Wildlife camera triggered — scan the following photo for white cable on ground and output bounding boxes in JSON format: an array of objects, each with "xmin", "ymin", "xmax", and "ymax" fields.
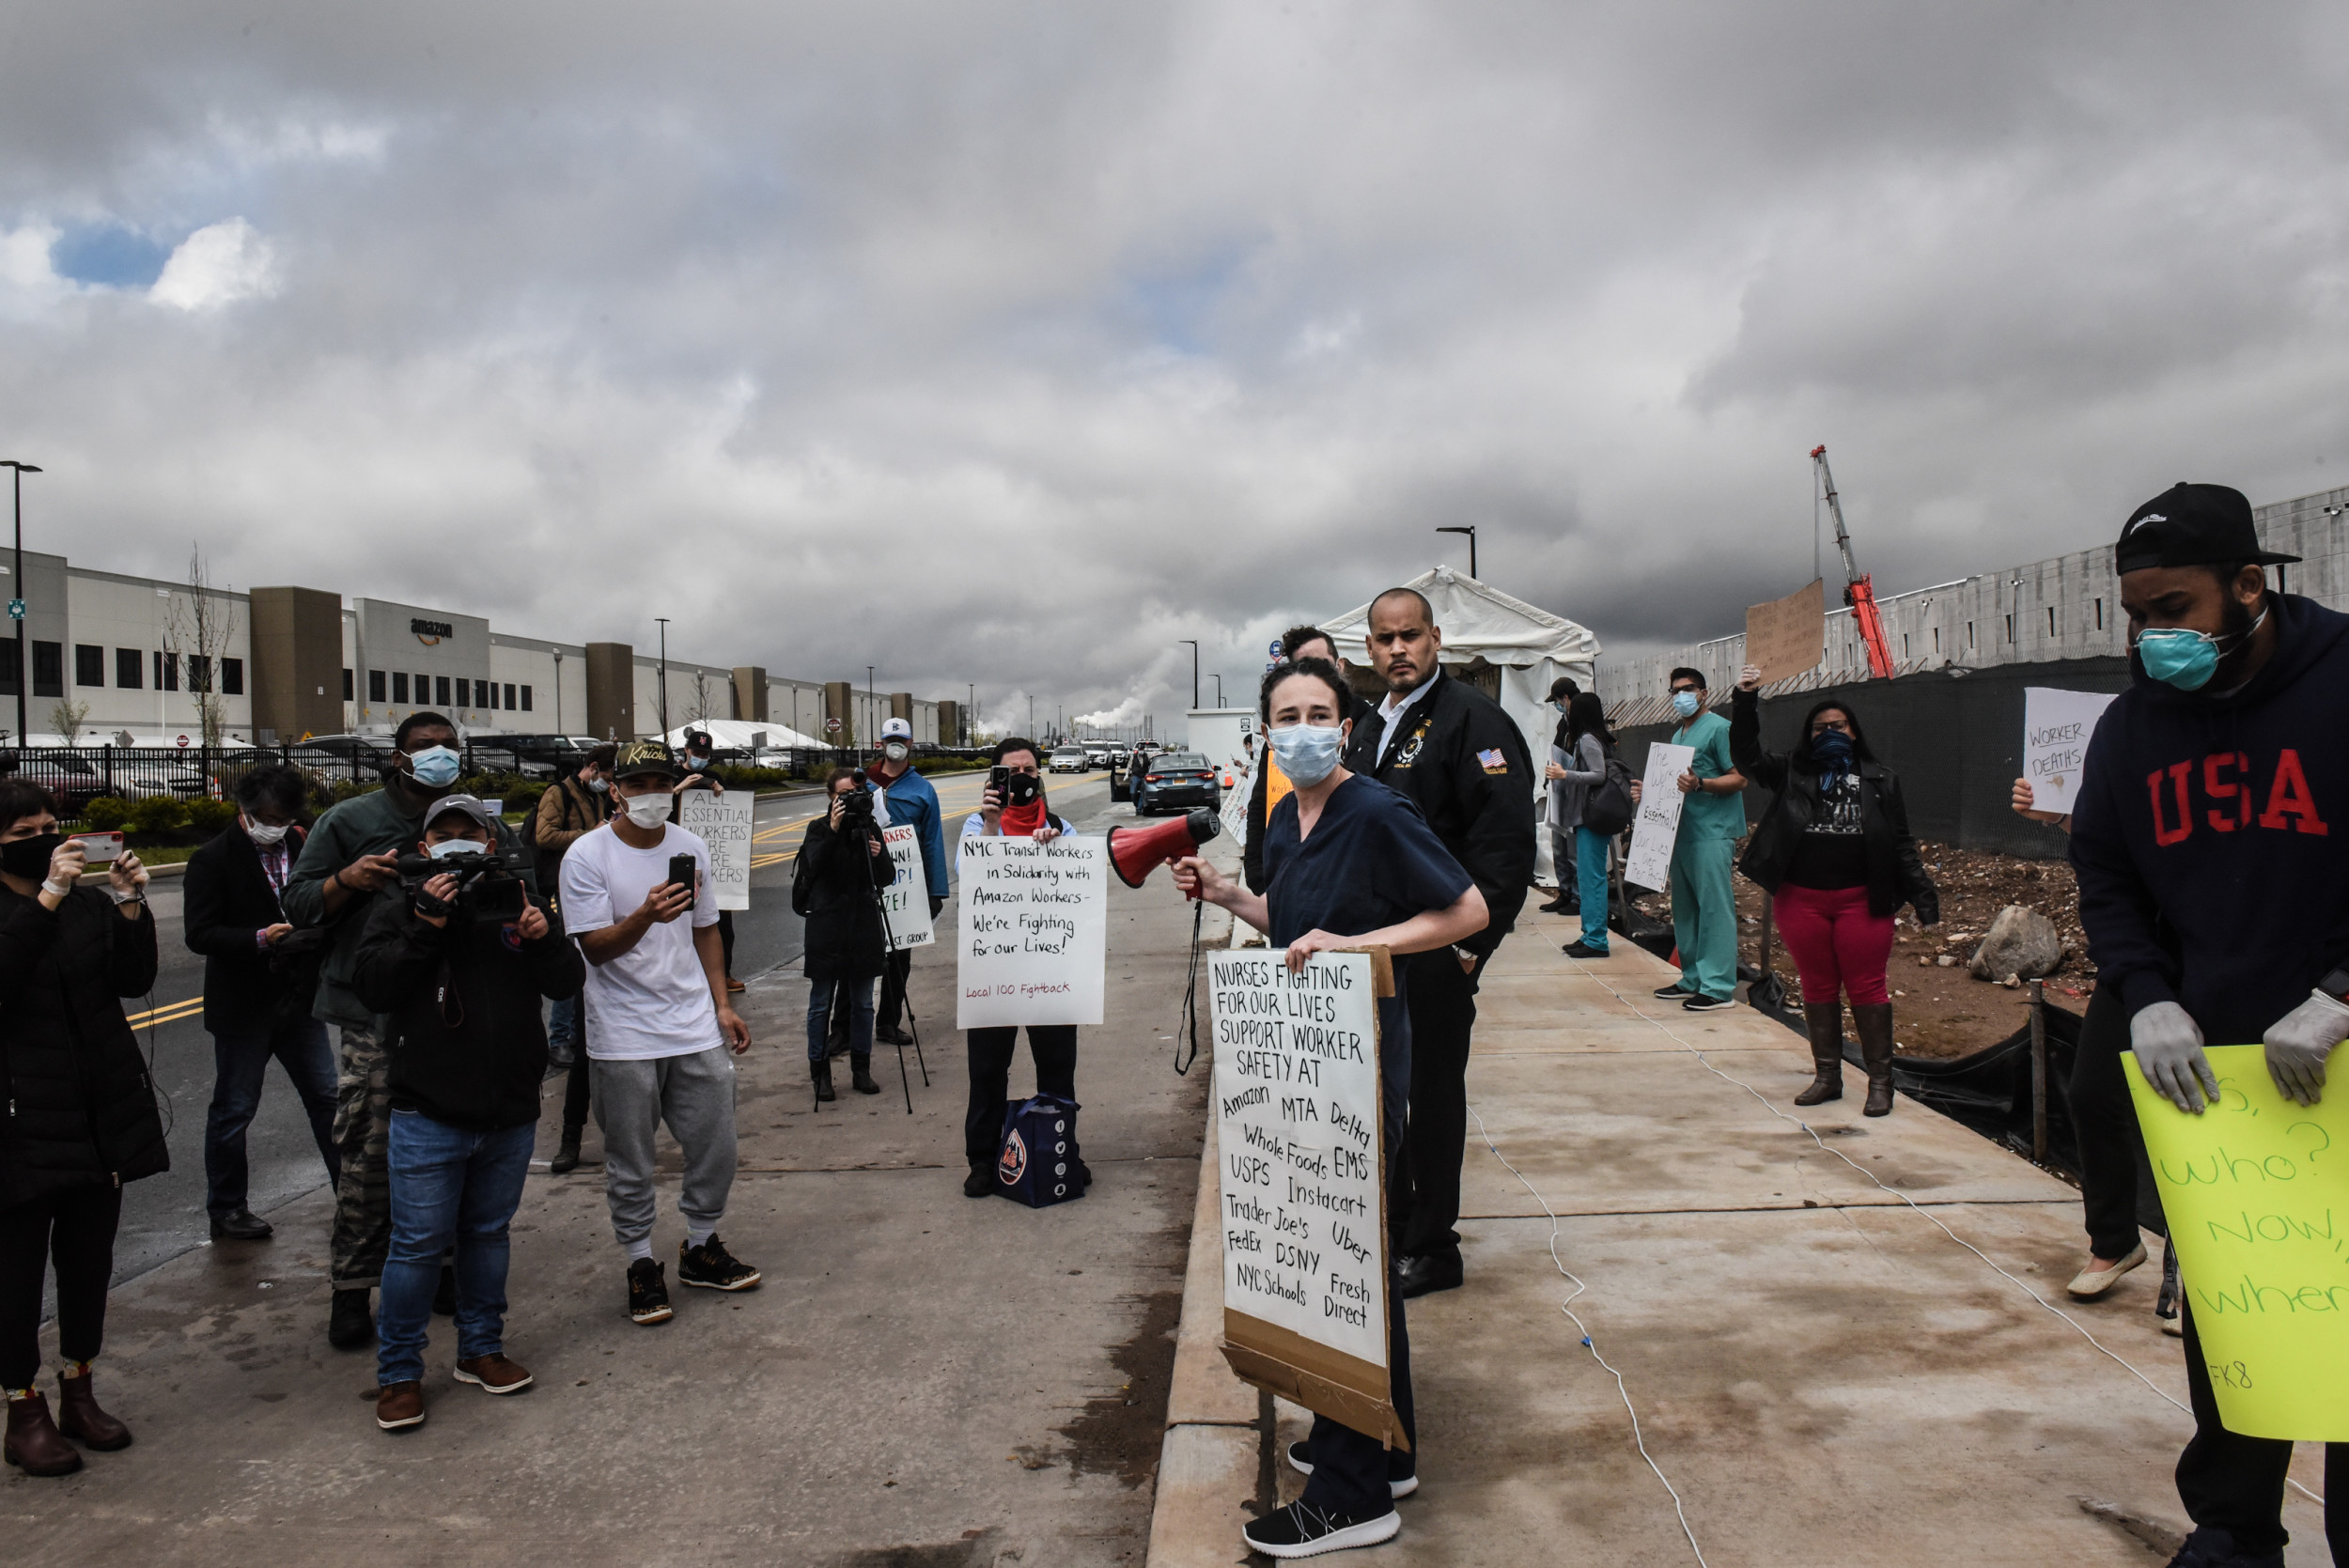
[
  {"xmin": 1556, "ymin": 957, "xmax": 2326, "ymax": 1511},
  {"xmin": 1467, "ymin": 1101, "xmax": 1708, "ymax": 1568}
]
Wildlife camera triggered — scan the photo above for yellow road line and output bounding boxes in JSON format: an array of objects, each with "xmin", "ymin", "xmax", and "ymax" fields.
[{"xmin": 127, "ymin": 997, "xmax": 203, "ymax": 1024}]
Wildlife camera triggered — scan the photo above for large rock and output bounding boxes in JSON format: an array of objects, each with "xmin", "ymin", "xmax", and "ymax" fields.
[{"xmin": 1969, "ymin": 904, "xmax": 2062, "ymax": 981}]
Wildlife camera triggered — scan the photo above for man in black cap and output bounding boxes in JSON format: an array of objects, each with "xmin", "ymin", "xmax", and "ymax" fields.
[{"xmin": 2070, "ymin": 482, "xmax": 2349, "ymax": 1568}]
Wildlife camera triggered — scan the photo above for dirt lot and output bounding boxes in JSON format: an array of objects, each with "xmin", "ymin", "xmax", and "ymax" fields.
[{"xmin": 1626, "ymin": 840, "xmax": 2093, "ymax": 1061}]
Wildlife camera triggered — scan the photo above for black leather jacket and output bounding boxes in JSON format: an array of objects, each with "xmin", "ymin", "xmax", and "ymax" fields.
[{"xmin": 1729, "ymin": 688, "xmax": 1938, "ymax": 924}]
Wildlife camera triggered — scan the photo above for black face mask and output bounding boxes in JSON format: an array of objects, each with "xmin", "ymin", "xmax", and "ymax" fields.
[
  {"xmin": 1003, "ymin": 772, "xmax": 1043, "ymax": 808},
  {"xmin": 1, "ymin": 832, "xmax": 65, "ymax": 881}
]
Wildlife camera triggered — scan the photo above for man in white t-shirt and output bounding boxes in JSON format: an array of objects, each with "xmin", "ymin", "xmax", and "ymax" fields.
[{"xmin": 560, "ymin": 738, "xmax": 761, "ymax": 1326}]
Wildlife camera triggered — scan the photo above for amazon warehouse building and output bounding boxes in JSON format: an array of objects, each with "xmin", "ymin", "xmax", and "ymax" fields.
[{"xmin": 0, "ymin": 551, "xmax": 957, "ymax": 750}]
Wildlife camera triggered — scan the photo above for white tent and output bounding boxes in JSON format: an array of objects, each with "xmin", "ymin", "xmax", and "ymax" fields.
[
  {"xmin": 660, "ymin": 718, "xmax": 826, "ymax": 752},
  {"xmin": 1320, "ymin": 565, "xmax": 1601, "ymax": 885}
]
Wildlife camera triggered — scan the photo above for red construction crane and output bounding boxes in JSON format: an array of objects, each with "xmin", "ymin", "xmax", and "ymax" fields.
[{"xmin": 1811, "ymin": 444, "xmax": 1896, "ymax": 680}]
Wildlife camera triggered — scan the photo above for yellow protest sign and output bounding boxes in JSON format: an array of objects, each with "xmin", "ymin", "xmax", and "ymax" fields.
[{"xmin": 2126, "ymin": 1043, "xmax": 2349, "ymax": 1440}]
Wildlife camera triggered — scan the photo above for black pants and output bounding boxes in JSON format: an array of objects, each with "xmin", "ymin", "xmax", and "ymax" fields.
[
  {"xmin": 718, "ymin": 908, "xmax": 736, "ymax": 978},
  {"xmin": 561, "ymin": 1050, "xmax": 593, "ymax": 1139},
  {"xmin": 878, "ymin": 948, "xmax": 913, "ymax": 1032},
  {"xmin": 1298, "ymin": 1262, "xmax": 1416, "ymax": 1516},
  {"xmin": 2178, "ymin": 1300, "xmax": 2346, "ymax": 1557},
  {"xmin": 2069, "ymin": 985, "xmax": 2167, "ymax": 1260},
  {"xmin": 0, "ymin": 1184, "xmax": 123, "ymax": 1389},
  {"xmin": 1394, "ymin": 952, "xmax": 1478, "ymax": 1263},
  {"xmin": 963, "ymin": 1025, "xmax": 1077, "ymax": 1168}
]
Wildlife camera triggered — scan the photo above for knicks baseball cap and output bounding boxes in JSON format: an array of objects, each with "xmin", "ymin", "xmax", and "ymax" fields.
[
  {"xmin": 423, "ymin": 794, "xmax": 501, "ymax": 835},
  {"xmin": 879, "ymin": 718, "xmax": 913, "ymax": 742},
  {"xmin": 2115, "ymin": 483, "xmax": 2298, "ymax": 575},
  {"xmin": 613, "ymin": 738, "xmax": 683, "ymax": 782}
]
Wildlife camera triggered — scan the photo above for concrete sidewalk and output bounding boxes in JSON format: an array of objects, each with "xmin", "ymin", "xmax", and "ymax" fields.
[{"xmin": 1153, "ymin": 907, "xmax": 2336, "ymax": 1566}]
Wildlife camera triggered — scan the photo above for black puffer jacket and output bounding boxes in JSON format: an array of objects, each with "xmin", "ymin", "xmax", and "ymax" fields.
[
  {"xmin": 0, "ymin": 885, "xmax": 168, "ymax": 1208},
  {"xmin": 1729, "ymin": 688, "xmax": 1938, "ymax": 924},
  {"xmin": 793, "ymin": 817, "xmax": 897, "ymax": 984}
]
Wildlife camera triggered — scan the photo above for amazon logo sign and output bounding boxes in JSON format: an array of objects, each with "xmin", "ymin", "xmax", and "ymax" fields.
[{"xmin": 411, "ymin": 617, "xmax": 455, "ymax": 646}]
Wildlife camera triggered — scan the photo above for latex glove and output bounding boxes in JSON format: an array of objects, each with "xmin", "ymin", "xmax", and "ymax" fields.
[
  {"xmin": 2264, "ymin": 992, "xmax": 2349, "ymax": 1108},
  {"xmin": 2132, "ymin": 1001, "xmax": 2218, "ymax": 1114}
]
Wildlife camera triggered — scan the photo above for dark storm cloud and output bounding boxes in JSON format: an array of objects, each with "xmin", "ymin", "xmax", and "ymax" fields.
[{"xmin": 3, "ymin": 0, "xmax": 2347, "ymax": 722}]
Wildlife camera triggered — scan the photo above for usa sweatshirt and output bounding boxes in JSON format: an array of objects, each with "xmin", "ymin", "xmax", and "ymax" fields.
[{"xmin": 2070, "ymin": 591, "xmax": 2349, "ymax": 1045}]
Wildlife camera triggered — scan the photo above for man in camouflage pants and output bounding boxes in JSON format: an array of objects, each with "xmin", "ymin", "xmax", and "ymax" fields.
[{"xmin": 285, "ymin": 712, "xmax": 481, "ymax": 1349}]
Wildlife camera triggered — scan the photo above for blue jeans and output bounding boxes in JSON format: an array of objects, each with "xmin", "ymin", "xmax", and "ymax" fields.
[
  {"xmin": 203, "ymin": 1015, "xmax": 338, "ymax": 1219},
  {"xmin": 1574, "ymin": 826, "xmax": 1612, "ymax": 952},
  {"xmin": 806, "ymin": 975, "xmax": 874, "ymax": 1064},
  {"xmin": 378, "ymin": 1111, "xmax": 536, "ymax": 1387},
  {"xmin": 546, "ymin": 993, "xmax": 581, "ymax": 1069}
]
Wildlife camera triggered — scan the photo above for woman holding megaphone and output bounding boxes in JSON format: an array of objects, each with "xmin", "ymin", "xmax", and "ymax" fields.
[{"xmin": 1174, "ymin": 657, "xmax": 1487, "ymax": 1561}]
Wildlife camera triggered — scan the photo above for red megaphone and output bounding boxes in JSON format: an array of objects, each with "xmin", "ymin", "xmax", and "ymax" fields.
[{"xmin": 1108, "ymin": 808, "xmax": 1223, "ymax": 896}]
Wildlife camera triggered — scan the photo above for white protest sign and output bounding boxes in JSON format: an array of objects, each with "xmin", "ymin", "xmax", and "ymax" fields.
[
  {"xmin": 2022, "ymin": 688, "xmax": 2117, "ymax": 815},
  {"xmin": 956, "ymin": 835, "xmax": 1108, "ymax": 1027},
  {"xmin": 1623, "ymin": 741, "xmax": 1694, "ymax": 893},
  {"xmin": 1220, "ymin": 755, "xmax": 1257, "ymax": 846},
  {"xmin": 1211, "ymin": 949, "xmax": 1388, "ymax": 1374},
  {"xmin": 677, "ymin": 790, "xmax": 754, "ymax": 911},
  {"xmin": 879, "ymin": 824, "xmax": 935, "ymax": 951}
]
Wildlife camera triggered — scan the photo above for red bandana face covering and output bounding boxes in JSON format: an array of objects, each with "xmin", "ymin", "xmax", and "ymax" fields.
[{"xmin": 1000, "ymin": 778, "xmax": 1048, "ymax": 837}]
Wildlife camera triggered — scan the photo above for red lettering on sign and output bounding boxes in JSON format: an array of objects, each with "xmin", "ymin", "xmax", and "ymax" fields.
[
  {"xmin": 2258, "ymin": 748, "xmax": 2329, "ymax": 836},
  {"xmin": 2204, "ymin": 752, "xmax": 2251, "ymax": 833},
  {"xmin": 2148, "ymin": 761, "xmax": 2194, "ymax": 846}
]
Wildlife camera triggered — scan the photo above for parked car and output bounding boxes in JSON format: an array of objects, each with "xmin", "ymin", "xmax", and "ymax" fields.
[
  {"xmin": 289, "ymin": 734, "xmax": 397, "ymax": 780},
  {"xmin": 1049, "ymin": 746, "xmax": 1090, "ymax": 774},
  {"xmin": 0, "ymin": 751, "xmax": 106, "ymax": 815},
  {"xmin": 1130, "ymin": 752, "xmax": 1218, "ymax": 816},
  {"xmin": 1084, "ymin": 744, "xmax": 1112, "ymax": 768},
  {"xmin": 1110, "ymin": 750, "xmax": 1134, "ymax": 801}
]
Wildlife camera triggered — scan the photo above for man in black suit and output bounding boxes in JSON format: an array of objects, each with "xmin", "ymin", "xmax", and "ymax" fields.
[{"xmin": 184, "ymin": 764, "xmax": 338, "ymax": 1241}]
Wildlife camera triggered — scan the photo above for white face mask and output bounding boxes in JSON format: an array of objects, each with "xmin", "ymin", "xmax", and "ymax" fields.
[
  {"xmin": 427, "ymin": 836, "xmax": 486, "ymax": 861},
  {"xmin": 621, "ymin": 790, "xmax": 672, "ymax": 829},
  {"xmin": 245, "ymin": 816, "xmax": 290, "ymax": 847},
  {"xmin": 883, "ymin": 740, "xmax": 910, "ymax": 763}
]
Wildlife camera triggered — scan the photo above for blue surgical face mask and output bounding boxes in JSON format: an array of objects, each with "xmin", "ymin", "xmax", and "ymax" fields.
[
  {"xmin": 1268, "ymin": 722, "xmax": 1346, "ymax": 788},
  {"xmin": 408, "ymin": 745, "xmax": 461, "ymax": 787},
  {"xmin": 2136, "ymin": 607, "xmax": 2264, "ymax": 691},
  {"xmin": 1672, "ymin": 691, "xmax": 1701, "ymax": 719}
]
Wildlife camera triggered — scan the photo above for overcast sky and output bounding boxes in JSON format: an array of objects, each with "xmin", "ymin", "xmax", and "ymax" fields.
[{"xmin": 6, "ymin": 2, "xmax": 2348, "ymax": 730}]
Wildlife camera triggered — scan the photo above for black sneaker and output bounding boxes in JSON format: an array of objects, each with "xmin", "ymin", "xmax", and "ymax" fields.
[
  {"xmin": 1683, "ymin": 994, "xmax": 1736, "ymax": 1013},
  {"xmin": 1242, "ymin": 1499, "xmax": 1401, "ymax": 1558},
  {"xmin": 1284, "ymin": 1441, "xmax": 1418, "ymax": 1499},
  {"xmin": 328, "ymin": 1288, "xmax": 376, "ymax": 1350},
  {"xmin": 627, "ymin": 1259, "xmax": 674, "ymax": 1326},
  {"xmin": 1560, "ymin": 940, "xmax": 1607, "ymax": 959},
  {"xmin": 877, "ymin": 1024, "xmax": 914, "ymax": 1047},
  {"xmin": 677, "ymin": 1234, "xmax": 763, "ymax": 1291},
  {"xmin": 1653, "ymin": 982, "xmax": 1691, "ymax": 1000},
  {"xmin": 963, "ymin": 1164, "xmax": 995, "ymax": 1199},
  {"xmin": 2164, "ymin": 1528, "xmax": 2283, "ymax": 1567}
]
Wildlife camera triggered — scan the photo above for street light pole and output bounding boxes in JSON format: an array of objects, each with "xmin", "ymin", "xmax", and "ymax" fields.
[
  {"xmin": 552, "ymin": 649, "xmax": 564, "ymax": 734},
  {"xmin": 867, "ymin": 664, "xmax": 875, "ymax": 755},
  {"xmin": 1177, "ymin": 640, "xmax": 1198, "ymax": 709},
  {"xmin": 1437, "ymin": 524, "xmax": 1477, "ymax": 579},
  {"xmin": 655, "ymin": 618, "xmax": 670, "ymax": 737},
  {"xmin": 3, "ymin": 461, "xmax": 42, "ymax": 746},
  {"xmin": 1212, "ymin": 673, "xmax": 1223, "ymax": 706}
]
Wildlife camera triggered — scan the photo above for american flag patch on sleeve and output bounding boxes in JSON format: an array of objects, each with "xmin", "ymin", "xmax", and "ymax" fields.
[{"xmin": 1478, "ymin": 747, "xmax": 1508, "ymax": 774}]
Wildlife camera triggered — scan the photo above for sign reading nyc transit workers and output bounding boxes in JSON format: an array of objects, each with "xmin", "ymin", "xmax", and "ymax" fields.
[
  {"xmin": 955, "ymin": 835, "xmax": 1107, "ymax": 1028},
  {"xmin": 1211, "ymin": 948, "xmax": 1406, "ymax": 1449}
]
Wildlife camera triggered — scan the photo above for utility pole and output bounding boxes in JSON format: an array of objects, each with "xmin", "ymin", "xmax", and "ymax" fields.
[
  {"xmin": 552, "ymin": 649, "xmax": 564, "ymax": 734},
  {"xmin": 866, "ymin": 664, "xmax": 875, "ymax": 755},
  {"xmin": 1177, "ymin": 640, "xmax": 1198, "ymax": 709},
  {"xmin": 4, "ymin": 460, "xmax": 41, "ymax": 745},
  {"xmin": 1437, "ymin": 524, "xmax": 1477, "ymax": 579},
  {"xmin": 654, "ymin": 618, "xmax": 673, "ymax": 737},
  {"xmin": 966, "ymin": 681, "xmax": 973, "ymax": 747}
]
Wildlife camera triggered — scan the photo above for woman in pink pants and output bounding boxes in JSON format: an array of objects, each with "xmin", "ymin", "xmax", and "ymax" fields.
[{"xmin": 1728, "ymin": 664, "xmax": 1939, "ymax": 1115}]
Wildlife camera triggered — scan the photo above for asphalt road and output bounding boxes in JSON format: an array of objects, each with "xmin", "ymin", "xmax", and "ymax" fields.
[{"xmin": 106, "ymin": 768, "xmax": 1010, "ymax": 1289}]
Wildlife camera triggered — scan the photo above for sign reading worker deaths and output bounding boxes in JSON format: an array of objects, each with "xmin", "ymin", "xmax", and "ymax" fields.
[
  {"xmin": 1623, "ymin": 741, "xmax": 1695, "ymax": 893},
  {"xmin": 1211, "ymin": 948, "xmax": 1405, "ymax": 1448},
  {"xmin": 2126, "ymin": 1044, "xmax": 2349, "ymax": 1440},
  {"xmin": 677, "ymin": 789, "xmax": 753, "ymax": 912},
  {"xmin": 955, "ymin": 835, "xmax": 1107, "ymax": 1028},
  {"xmin": 1744, "ymin": 578, "xmax": 1828, "ymax": 686},
  {"xmin": 879, "ymin": 825, "xmax": 934, "ymax": 952},
  {"xmin": 2021, "ymin": 687, "xmax": 2118, "ymax": 816}
]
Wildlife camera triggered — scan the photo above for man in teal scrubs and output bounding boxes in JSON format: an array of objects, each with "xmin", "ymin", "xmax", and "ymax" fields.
[{"xmin": 1657, "ymin": 667, "xmax": 1746, "ymax": 1011}]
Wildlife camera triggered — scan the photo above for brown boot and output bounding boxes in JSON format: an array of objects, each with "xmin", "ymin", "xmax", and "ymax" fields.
[
  {"xmin": 55, "ymin": 1368, "xmax": 132, "ymax": 1451},
  {"xmin": 1793, "ymin": 1001, "xmax": 1844, "ymax": 1106},
  {"xmin": 4, "ymin": 1391, "xmax": 84, "ymax": 1476},
  {"xmin": 1854, "ymin": 1001, "xmax": 1897, "ymax": 1117}
]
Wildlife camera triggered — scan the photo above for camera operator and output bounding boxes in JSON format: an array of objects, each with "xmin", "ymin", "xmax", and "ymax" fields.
[
  {"xmin": 351, "ymin": 795, "xmax": 583, "ymax": 1434},
  {"xmin": 561, "ymin": 739, "xmax": 759, "ymax": 1327},
  {"xmin": 794, "ymin": 768, "xmax": 896, "ymax": 1100},
  {"xmin": 674, "ymin": 730, "xmax": 741, "ymax": 994},
  {"xmin": 184, "ymin": 764, "xmax": 336, "ymax": 1243},
  {"xmin": 286, "ymin": 712, "xmax": 517, "ymax": 1351},
  {"xmin": 534, "ymin": 743, "xmax": 615, "ymax": 1175},
  {"xmin": 864, "ymin": 717, "xmax": 947, "ymax": 1048},
  {"xmin": 957, "ymin": 737, "xmax": 1081, "ymax": 1199}
]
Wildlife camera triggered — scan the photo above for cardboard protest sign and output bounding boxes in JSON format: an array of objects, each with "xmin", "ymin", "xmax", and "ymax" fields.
[
  {"xmin": 955, "ymin": 835, "xmax": 1107, "ymax": 1028},
  {"xmin": 1623, "ymin": 741, "xmax": 1694, "ymax": 893},
  {"xmin": 2127, "ymin": 1043, "xmax": 2349, "ymax": 1440},
  {"xmin": 1744, "ymin": 579, "xmax": 1827, "ymax": 686},
  {"xmin": 2021, "ymin": 688, "xmax": 2117, "ymax": 816},
  {"xmin": 879, "ymin": 825, "xmax": 934, "ymax": 951},
  {"xmin": 677, "ymin": 789, "xmax": 754, "ymax": 912},
  {"xmin": 1211, "ymin": 947, "xmax": 1406, "ymax": 1450}
]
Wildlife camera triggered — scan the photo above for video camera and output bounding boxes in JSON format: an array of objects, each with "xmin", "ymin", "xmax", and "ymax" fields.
[
  {"xmin": 835, "ymin": 769, "xmax": 876, "ymax": 826},
  {"xmin": 396, "ymin": 850, "xmax": 530, "ymax": 924}
]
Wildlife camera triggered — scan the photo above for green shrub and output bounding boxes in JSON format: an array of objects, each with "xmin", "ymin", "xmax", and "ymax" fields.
[
  {"xmin": 713, "ymin": 766, "xmax": 789, "ymax": 789},
  {"xmin": 183, "ymin": 798, "xmax": 239, "ymax": 834},
  {"xmin": 81, "ymin": 797, "xmax": 132, "ymax": 831},
  {"xmin": 127, "ymin": 796, "xmax": 188, "ymax": 833}
]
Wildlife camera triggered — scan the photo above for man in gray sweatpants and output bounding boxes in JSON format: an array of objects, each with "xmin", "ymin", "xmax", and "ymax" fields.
[{"xmin": 559, "ymin": 739, "xmax": 763, "ymax": 1324}]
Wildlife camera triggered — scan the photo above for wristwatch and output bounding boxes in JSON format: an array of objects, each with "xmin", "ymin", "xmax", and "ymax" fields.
[{"xmin": 2319, "ymin": 967, "xmax": 2349, "ymax": 1005}]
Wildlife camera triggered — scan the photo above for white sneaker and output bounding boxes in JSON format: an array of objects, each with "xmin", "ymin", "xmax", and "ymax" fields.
[
  {"xmin": 1243, "ymin": 1500, "xmax": 1401, "ymax": 1558},
  {"xmin": 2065, "ymin": 1242, "xmax": 2147, "ymax": 1299}
]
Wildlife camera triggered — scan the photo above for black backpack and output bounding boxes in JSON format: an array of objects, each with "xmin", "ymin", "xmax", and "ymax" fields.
[{"xmin": 1579, "ymin": 742, "xmax": 1638, "ymax": 837}]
